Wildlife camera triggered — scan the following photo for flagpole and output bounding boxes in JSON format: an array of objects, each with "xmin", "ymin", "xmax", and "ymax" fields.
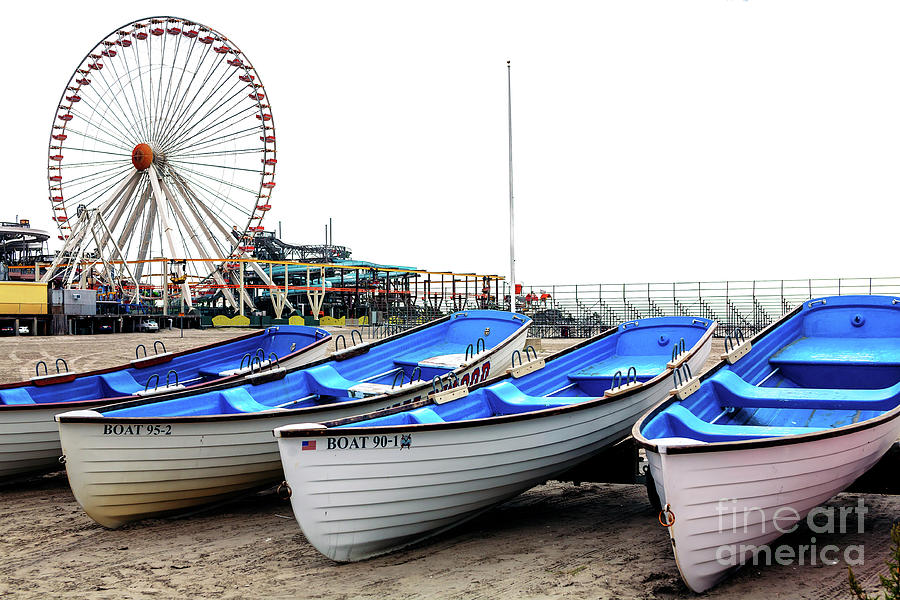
[{"xmin": 507, "ymin": 60, "xmax": 516, "ymax": 315}]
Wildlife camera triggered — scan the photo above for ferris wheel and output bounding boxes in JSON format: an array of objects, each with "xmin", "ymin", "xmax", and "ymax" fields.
[{"xmin": 45, "ymin": 16, "xmax": 276, "ymax": 308}]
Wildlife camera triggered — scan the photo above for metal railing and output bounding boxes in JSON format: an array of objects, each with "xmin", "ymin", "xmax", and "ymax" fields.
[{"xmin": 512, "ymin": 277, "xmax": 900, "ymax": 338}]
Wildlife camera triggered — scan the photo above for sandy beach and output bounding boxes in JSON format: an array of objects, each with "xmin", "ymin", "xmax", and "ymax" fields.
[{"xmin": 1, "ymin": 328, "xmax": 897, "ymax": 599}]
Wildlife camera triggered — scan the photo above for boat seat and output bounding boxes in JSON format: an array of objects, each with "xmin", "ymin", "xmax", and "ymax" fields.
[
  {"xmin": 0, "ymin": 388, "xmax": 35, "ymax": 405},
  {"xmin": 408, "ymin": 407, "xmax": 445, "ymax": 424},
  {"xmin": 218, "ymin": 388, "xmax": 272, "ymax": 414},
  {"xmin": 394, "ymin": 353, "xmax": 468, "ymax": 369},
  {"xmin": 568, "ymin": 355, "xmax": 666, "ymax": 381},
  {"xmin": 565, "ymin": 356, "xmax": 658, "ymax": 397},
  {"xmin": 347, "ymin": 382, "xmax": 395, "ymax": 399},
  {"xmin": 198, "ymin": 367, "xmax": 225, "ymax": 378},
  {"xmin": 484, "ymin": 382, "xmax": 587, "ymax": 416},
  {"xmin": 770, "ymin": 337, "xmax": 900, "ymax": 367},
  {"xmin": 99, "ymin": 372, "xmax": 142, "ymax": 397},
  {"xmin": 303, "ymin": 365, "xmax": 359, "ymax": 397},
  {"xmin": 661, "ymin": 404, "xmax": 826, "ymax": 442},
  {"xmin": 711, "ymin": 371, "xmax": 900, "ymax": 412},
  {"xmin": 213, "ymin": 359, "xmax": 274, "ymax": 378}
]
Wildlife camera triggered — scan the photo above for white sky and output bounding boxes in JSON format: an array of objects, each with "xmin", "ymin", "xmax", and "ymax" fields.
[{"xmin": 4, "ymin": 1, "xmax": 899, "ymax": 286}]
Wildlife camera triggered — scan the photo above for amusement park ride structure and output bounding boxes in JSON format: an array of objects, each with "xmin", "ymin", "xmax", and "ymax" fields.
[
  {"xmin": 41, "ymin": 16, "xmax": 293, "ymax": 315},
  {"xmin": 0, "ymin": 220, "xmax": 49, "ymax": 269},
  {"xmin": 28, "ymin": 15, "xmax": 510, "ymax": 328}
]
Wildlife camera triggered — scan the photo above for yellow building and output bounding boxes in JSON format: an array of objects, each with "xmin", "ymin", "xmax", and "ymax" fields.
[{"xmin": 0, "ymin": 282, "xmax": 48, "ymax": 314}]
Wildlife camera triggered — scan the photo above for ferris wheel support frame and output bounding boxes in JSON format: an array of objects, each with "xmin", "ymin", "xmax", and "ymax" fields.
[
  {"xmin": 147, "ymin": 165, "xmax": 192, "ymax": 308},
  {"xmin": 97, "ymin": 174, "xmax": 143, "ymax": 253},
  {"xmin": 168, "ymin": 169, "xmax": 293, "ymax": 314},
  {"xmin": 44, "ymin": 168, "xmax": 140, "ymax": 275},
  {"xmin": 84, "ymin": 212, "xmax": 143, "ymax": 299},
  {"xmin": 156, "ymin": 175, "xmax": 241, "ymax": 310},
  {"xmin": 41, "ymin": 208, "xmax": 143, "ymax": 303}
]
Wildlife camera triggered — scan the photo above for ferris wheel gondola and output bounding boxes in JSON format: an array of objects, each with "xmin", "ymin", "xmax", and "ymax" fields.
[{"xmin": 44, "ymin": 16, "xmax": 277, "ymax": 309}]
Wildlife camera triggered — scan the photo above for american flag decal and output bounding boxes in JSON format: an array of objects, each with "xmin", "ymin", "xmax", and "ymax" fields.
[{"xmin": 301, "ymin": 440, "xmax": 316, "ymax": 451}]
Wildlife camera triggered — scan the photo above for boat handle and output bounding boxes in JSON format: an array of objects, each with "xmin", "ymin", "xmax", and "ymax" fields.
[
  {"xmin": 166, "ymin": 370, "xmax": 179, "ymax": 388},
  {"xmin": 511, "ymin": 349, "xmax": 522, "ymax": 369},
  {"xmin": 465, "ymin": 343, "xmax": 475, "ymax": 362},
  {"xmin": 250, "ymin": 356, "xmax": 263, "ymax": 374},
  {"xmin": 476, "ymin": 338, "xmax": 486, "ymax": 355},
  {"xmin": 724, "ymin": 328, "xmax": 745, "ymax": 353},
  {"xmin": 335, "ymin": 334, "xmax": 347, "ymax": 351},
  {"xmin": 255, "ymin": 348, "xmax": 266, "ymax": 364},
  {"xmin": 391, "ymin": 370, "xmax": 405, "ymax": 389},
  {"xmin": 269, "ymin": 352, "xmax": 278, "ymax": 363},
  {"xmin": 145, "ymin": 374, "xmax": 160, "ymax": 392},
  {"xmin": 153, "ymin": 340, "xmax": 166, "ymax": 355},
  {"xmin": 135, "ymin": 344, "xmax": 147, "ymax": 359},
  {"xmin": 411, "ymin": 366, "xmax": 422, "ymax": 382},
  {"xmin": 276, "ymin": 481, "xmax": 292, "ymax": 499},
  {"xmin": 672, "ymin": 363, "xmax": 692, "ymax": 388},
  {"xmin": 240, "ymin": 353, "xmax": 252, "ymax": 370},
  {"xmin": 448, "ymin": 372, "xmax": 460, "ymax": 387},
  {"xmin": 627, "ymin": 366, "xmax": 637, "ymax": 385},
  {"xmin": 524, "ymin": 345, "xmax": 537, "ymax": 361},
  {"xmin": 622, "ymin": 321, "xmax": 639, "ymax": 329},
  {"xmin": 351, "ymin": 330, "xmax": 363, "ymax": 346},
  {"xmin": 35, "ymin": 361, "xmax": 48, "ymax": 377},
  {"xmin": 431, "ymin": 375, "xmax": 443, "ymax": 394},
  {"xmin": 659, "ymin": 504, "xmax": 675, "ymax": 527},
  {"xmin": 612, "ymin": 370, "xmax": 623, "ymax": 390},
  {"xmin": 55, "ymin": 358, "xmax": 69, "ymax": 374},
  {"xmin": 808, "ymin": 299, "xmax": 827, "ymax": 308}
]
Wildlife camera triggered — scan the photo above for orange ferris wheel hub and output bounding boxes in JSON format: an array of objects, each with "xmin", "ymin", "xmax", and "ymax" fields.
[{"xmin": 131, "ymin": 143, "xmax": 153, "ymax": 171}]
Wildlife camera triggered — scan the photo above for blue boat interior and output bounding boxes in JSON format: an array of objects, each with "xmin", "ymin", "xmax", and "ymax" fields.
[
  {"xmin": 0, "ymin": 325, "xmax": 325, "ymax": 406},
  {"xmin": 640, "ymin": 296, "xmax": 900, "ymax": 444},
  {"xmin": 337, "ymin": 317, "xmax": 714, "ymax": 428},
  {"xmin": 100, "ymin": 311, "xmax": 529, "ymax": 417}
]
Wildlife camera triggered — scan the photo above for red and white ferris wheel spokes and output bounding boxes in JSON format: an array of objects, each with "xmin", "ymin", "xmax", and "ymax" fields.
[{"xmin": 47, "ymin": 16, "xmax": 276, "ymax": 304}]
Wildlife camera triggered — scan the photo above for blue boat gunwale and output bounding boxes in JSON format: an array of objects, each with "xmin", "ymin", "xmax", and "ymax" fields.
[
  {"xmin": 275, "ymin": 317, "xmax": 718, "ymax": 439},
  {"xmin": 632, "ymin": 297, "xmax": 900, "ymax": 455},
  {"xmin": 1, "ymin": 326, "xmax": 332, "ymax": 412},
  {"xmin": 55, "ymin": 311, "xmax": 533, "ymax": 424}
]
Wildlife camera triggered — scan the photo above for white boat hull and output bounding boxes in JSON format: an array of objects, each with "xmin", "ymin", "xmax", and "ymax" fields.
[
  {"xmin": 1, "ymin": 341, "xmax": 330, "ymax": 481},
  {"xmin": 0, "ymin": 404, "xmax": 69, "ymax": 479},
  {"xmin": 276, "ymin": 341, "xmax": 712, "ymax": 561},
  {"xmin": 57, "ymin": 328, "xmax": 528, "ymax": 528},
  {"xmin": 646, "ymin": 414, "xmax": 900, "ymax": 593}
]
